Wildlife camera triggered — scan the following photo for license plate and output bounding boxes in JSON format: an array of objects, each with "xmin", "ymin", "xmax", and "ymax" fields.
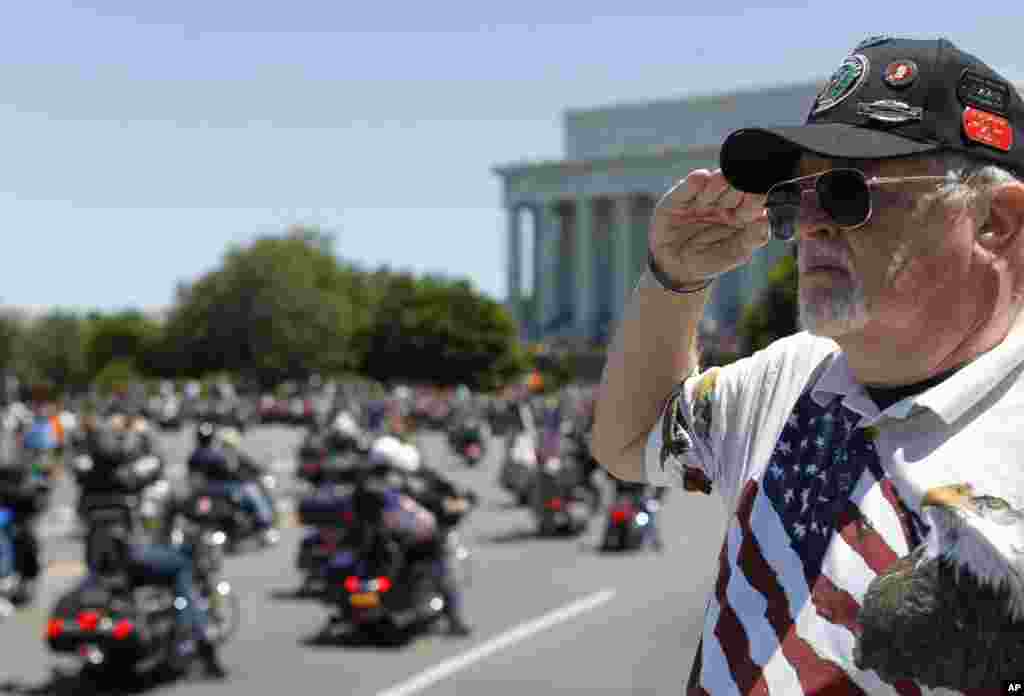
[{"xmin": 349, "ymin": 592, "xmax": 380, "ymax": 608}]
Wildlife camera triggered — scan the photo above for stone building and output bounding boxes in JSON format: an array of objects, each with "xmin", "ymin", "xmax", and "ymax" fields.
[{"xmin": 493, "ymin": 81, "xmax": 826, "ymax": 345}]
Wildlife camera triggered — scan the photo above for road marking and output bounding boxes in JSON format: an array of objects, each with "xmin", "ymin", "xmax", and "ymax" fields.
[{"xmin": 374, "ymin": 588, "xmax": 616, "ymax": 696}]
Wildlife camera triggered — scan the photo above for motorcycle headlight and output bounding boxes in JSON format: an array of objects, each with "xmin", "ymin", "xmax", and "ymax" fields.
[
  {"xmin": 544, "ymin": 457, "xmax": 561, "ymax": 473},
  {"xmin": 73, "ymin": 455, "xmax": 93, "ymax": 472},
  {"xmin": 261, "ymin": 474, "xmax": 277, "ymax": 491}
]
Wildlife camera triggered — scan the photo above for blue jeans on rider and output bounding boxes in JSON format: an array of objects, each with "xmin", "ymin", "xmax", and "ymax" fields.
[
  {"xmin": 205, "ymin": 481, "xmax": 274, "ymax": 530},
  {"xmin": 130, "ymin": 544, "xmax": 208, "ymax": 640}
]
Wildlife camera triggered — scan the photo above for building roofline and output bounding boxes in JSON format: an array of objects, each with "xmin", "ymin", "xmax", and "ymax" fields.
[
  {"xmin": 493, "ymin": 142, "xmax": 720, "ymax": 177},
  {"xmin": 562, "ymin": 78, "xmax": 827, "ymax": 118}
]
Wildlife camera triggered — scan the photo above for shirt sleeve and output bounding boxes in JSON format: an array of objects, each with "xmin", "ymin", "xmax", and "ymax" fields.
[
  {"xmin": 643, "ymin": 332, "xmax": 836, "ymax": 500},
  {"xmin": 643, "ymin": 365, "xmax": 725, "ymax": 494}
]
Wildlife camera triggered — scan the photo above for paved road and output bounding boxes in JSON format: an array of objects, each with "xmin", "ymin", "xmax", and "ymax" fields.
[{"xmin": 0, "ymin": 425, "xmax": 728, "ymax": 695}]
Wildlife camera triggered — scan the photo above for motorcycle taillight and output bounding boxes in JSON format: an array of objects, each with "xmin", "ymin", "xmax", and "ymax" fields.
[
  {"xmin": 610, "ymin": 504, "xmax": 635, "ymax": 524},
  {"xmin": 77, "ymin": 611, "xmax": 100, "ymax": 632}
]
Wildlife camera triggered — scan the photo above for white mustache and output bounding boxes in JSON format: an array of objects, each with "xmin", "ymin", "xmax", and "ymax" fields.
[{"xmin": 798, "ymin": 243, "xmax": 852, "ymax": 273}]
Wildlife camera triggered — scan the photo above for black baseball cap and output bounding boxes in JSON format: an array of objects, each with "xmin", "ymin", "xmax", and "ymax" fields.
[{"xmin": 720, "ymin": 36, "xmax": 1024, "ymax": 193}]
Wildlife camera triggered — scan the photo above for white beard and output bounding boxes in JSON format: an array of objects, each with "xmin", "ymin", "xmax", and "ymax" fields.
[{"xmin": 798, "ymin": 277, "xmax": 868, "ymax": 337}]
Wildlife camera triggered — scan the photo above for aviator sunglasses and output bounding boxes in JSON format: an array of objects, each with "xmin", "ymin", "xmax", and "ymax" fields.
[{"xmin": 765, "ymin": 168, "xmax": 948, "ymax": 241}]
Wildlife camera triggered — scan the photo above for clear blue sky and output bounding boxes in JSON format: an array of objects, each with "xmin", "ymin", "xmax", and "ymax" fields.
[{"xmin": 2, "ymin": 2, "xmax": 1023, "ymax": 311}]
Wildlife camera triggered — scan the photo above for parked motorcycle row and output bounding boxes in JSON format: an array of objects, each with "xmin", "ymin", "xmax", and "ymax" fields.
[{"xmin": 0, "ymin": 378, "xmax": 667, "ymax": 691}]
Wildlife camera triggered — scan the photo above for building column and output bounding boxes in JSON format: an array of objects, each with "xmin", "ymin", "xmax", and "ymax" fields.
[
  {"xmin": 506, "ymin": 206, "xmax": 523, "ymax": 333},
  {"xmin": 611, "ymin": 194, "xmax": 634, "ymax": 324},
  {"xmin": 533, "ymin": 201, "xmax": 560, "ymax": 337},
  {"xmin": 574, "ymin": 196, "xmax": 595, "ymax": 341}
]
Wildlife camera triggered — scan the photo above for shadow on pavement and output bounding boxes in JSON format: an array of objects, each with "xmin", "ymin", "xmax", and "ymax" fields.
[
  {"xmin": 477, "ymin": 528, "xmax": 593, "ymax": 545},
  {"xmin": 485, "ymin": 500, "xmax": 524, "ymax": 512},
  {"xmin": 0, "ymin": 667, "xmax": 163, "ymax": 696},
  {"xmin": 267, "ymin": 587, "xmax": 320, "ymax": 602},
  {"xmin": 299, "ymin": 625, "xmax": 415, "ymax": 651}
]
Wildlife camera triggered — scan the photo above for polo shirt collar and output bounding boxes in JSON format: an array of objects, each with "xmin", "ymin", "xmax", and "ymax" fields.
[{"xmin": 808, "ymin": 326, "xmax": 1024, "ymax": 424}]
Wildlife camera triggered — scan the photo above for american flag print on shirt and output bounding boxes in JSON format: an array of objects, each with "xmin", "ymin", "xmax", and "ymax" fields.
[{"xmin": 687, "ymin": 391, "xmax": 931, "ymax": 696}]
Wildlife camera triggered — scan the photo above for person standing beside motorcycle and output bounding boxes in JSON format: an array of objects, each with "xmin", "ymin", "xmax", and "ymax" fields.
[
  {"xmin": 187, "ymin": 422, "xmax": 278, "ymax": 546},
  {"xmin": 367, "ymin": 423, "xmax": 475, "ymax": 636}
]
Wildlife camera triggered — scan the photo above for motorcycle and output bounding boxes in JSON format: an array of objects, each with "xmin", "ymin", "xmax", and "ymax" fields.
[
  {"xmin": 498, "ymin": 429, "xmax": 538, "ymax": 506},
  {"xmin": 320, "ymin": 489, "xmax": 475, "ymax": 640},
  {"xmin": 322, "ymin": 526, "xmax": 472, "ymax": 641},
  {"xmin": 184, "ymin": 466, "xmax": 279, "ymax": 552},
  {"xmin": 530, "ymin": 426, "xmax": 598, "ymax": 536},
  {"xmin": 296, "ymin": 442, "xmax": 363, "ymax": 488},
  {"xmin": 295, "ymin": 486, "xmax": 358, "ymax": 597},
  {"xmin": 47, "ymin": 522, "xmax": 238, "ymax": 686},
  {"xmin": 448, "ymin": 420, "xmax": 489, "ymax": 467},
  {"xmin": 600, "ymin": 492, "xmax": 661, "ymax": 552}
]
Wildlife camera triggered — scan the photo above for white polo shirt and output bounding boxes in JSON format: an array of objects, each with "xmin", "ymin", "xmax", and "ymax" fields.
[{"xmin": 645, "ymin": 329, "xmax": 1024, "ymax": 695}]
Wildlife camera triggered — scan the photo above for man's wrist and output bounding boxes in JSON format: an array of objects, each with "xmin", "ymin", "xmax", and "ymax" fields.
[{"xmin": 644, "ymin": 251, "xmax": 714, "ymax": 295}]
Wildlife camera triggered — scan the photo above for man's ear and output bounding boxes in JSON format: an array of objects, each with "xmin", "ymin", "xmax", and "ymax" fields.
[{"xmin": 980, "ymin": 181, "xmax": 1024, "ymax": 250}]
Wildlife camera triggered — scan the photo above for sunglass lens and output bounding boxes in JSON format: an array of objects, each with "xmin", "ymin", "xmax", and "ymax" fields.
[
  {"xmin": 818, "ymin": 170, "xmax": 870, "ymax": 226},
  {"xmin": 766, "ymin": 183, "xmax": 801, "ymax": 241},
  {"xmin": 768, "ymin": 206, "xmax": 799, "ymax": 241}
]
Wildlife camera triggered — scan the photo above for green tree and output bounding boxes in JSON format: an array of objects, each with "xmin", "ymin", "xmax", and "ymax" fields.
[
  {"xmin": 737, "ymin": 252, "xmax": 799, "ymax": 356},
  {"xmin": 16, "ymin": 310, "xmax": 90, "ymax": 391},
  {"xmin": 84, "ymin": 310, "xmax": 163, "ymax": 378},
  {"xmin": 160, "ymin": 226, "xmax": 368, "ymax": 387},
  {"xmin": 93, "ymin": 357, "xmax": 142, "ymax": 395},
  {"xmin": 0, "ymin": 311, "xmax": 23, "ymax": 373},
  {"xmin": 360, "ymin": 271, "xmax": 527, "ymax": 390}
]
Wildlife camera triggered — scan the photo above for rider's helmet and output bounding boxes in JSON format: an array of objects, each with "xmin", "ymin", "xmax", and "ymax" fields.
[
  {"xmin": 196, "ymin": 421, "xmax": 217, "ymax": 448},
  {"xmin": 331, "ymin": 410, "xmax": 360, "ymax": 438},
  {"xmin": 368, "ymin": 435, "xmax": 421, "ymax": 475},
  {"xmin": 216, "ymin": 426, "xmax": 243, "ymax": 452}
]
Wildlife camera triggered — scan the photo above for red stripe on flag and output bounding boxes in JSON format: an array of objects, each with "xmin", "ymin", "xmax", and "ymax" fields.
[
  {"xmin": 733, "ymin": 480, "xmax": 866, "ymax": 696},
  {"xmin": 686, "ymin": 638, "xmax": 711, "ymax": 696},
  {"xmin": 878, "ymin": 479, "xmax": 920, "ymax": 549},
  {"xmin": 810, "ymin": 574, "xmax": 923, "ymax": 696},
  {"xmin": 714, "ymin": 540, "xmax": 770, "ymax": 696},
  {"xmin": 834, "ymin": 500, "xmax": 899, "ymax": 575}
]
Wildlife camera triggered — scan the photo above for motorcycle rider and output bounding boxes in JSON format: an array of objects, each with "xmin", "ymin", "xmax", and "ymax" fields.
[
  {"xmin": 538, "ymin": 394, "xmax": 603, "ymax": 512},
  {"xmin": 607, "ymin": 478, "xmax": 666, "ymax": 551},
  {"xmin": 187, "ymin": 422, "xmax": 278, "ymax": 546},
  {"xmin": 366, "ymin": 414, "xmax": 475, "ymax": 636},
  {"xmin": 324, "ymin": 410, "xmax": 365, "ymax": 455},
  {"xmin": 88, "ymin": 525, "xmax": 228, "ymax": 679},
  {"xmin": 0, "ymin": 432, "xmax": 49, "ymax": 606}
]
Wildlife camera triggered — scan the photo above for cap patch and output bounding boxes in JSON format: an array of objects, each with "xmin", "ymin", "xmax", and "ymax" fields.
[
  {"xmin": 812, "ymin": 54, "xmax": 870, "ymax": 116},
  {"xmin": 854, "ymin": 35, "xmax": 891, "ymax": 51},
  {"xmin": 963, "ymin": 107, "xmax": 1013, "ymax": 152},
  {"xmin": 958, "ymin": 71, "xmax": 1011, "ymax": 115},
  {"xmin": 883, "ymin": 60, "xmax": 918, "ymax": 89},
  {"xmin": 856, "ymin": 100, "xmax": 923, "ymax": 123}
]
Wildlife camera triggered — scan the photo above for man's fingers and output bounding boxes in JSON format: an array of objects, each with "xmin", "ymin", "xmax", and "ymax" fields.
[
  {"xmin": 657, "ymin": 169, "xmax": 712, "ymax": 210},
  {"xmin": 716, "ymin": 186, "xmax": 745, "ymax": 211},
  {"xmin": 736, "ymin": 195, "xmax": 768, "ymax": 225},
  {"xmin": 692, "ymin": 171, "xmax": 731, "ymax": 208}
]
